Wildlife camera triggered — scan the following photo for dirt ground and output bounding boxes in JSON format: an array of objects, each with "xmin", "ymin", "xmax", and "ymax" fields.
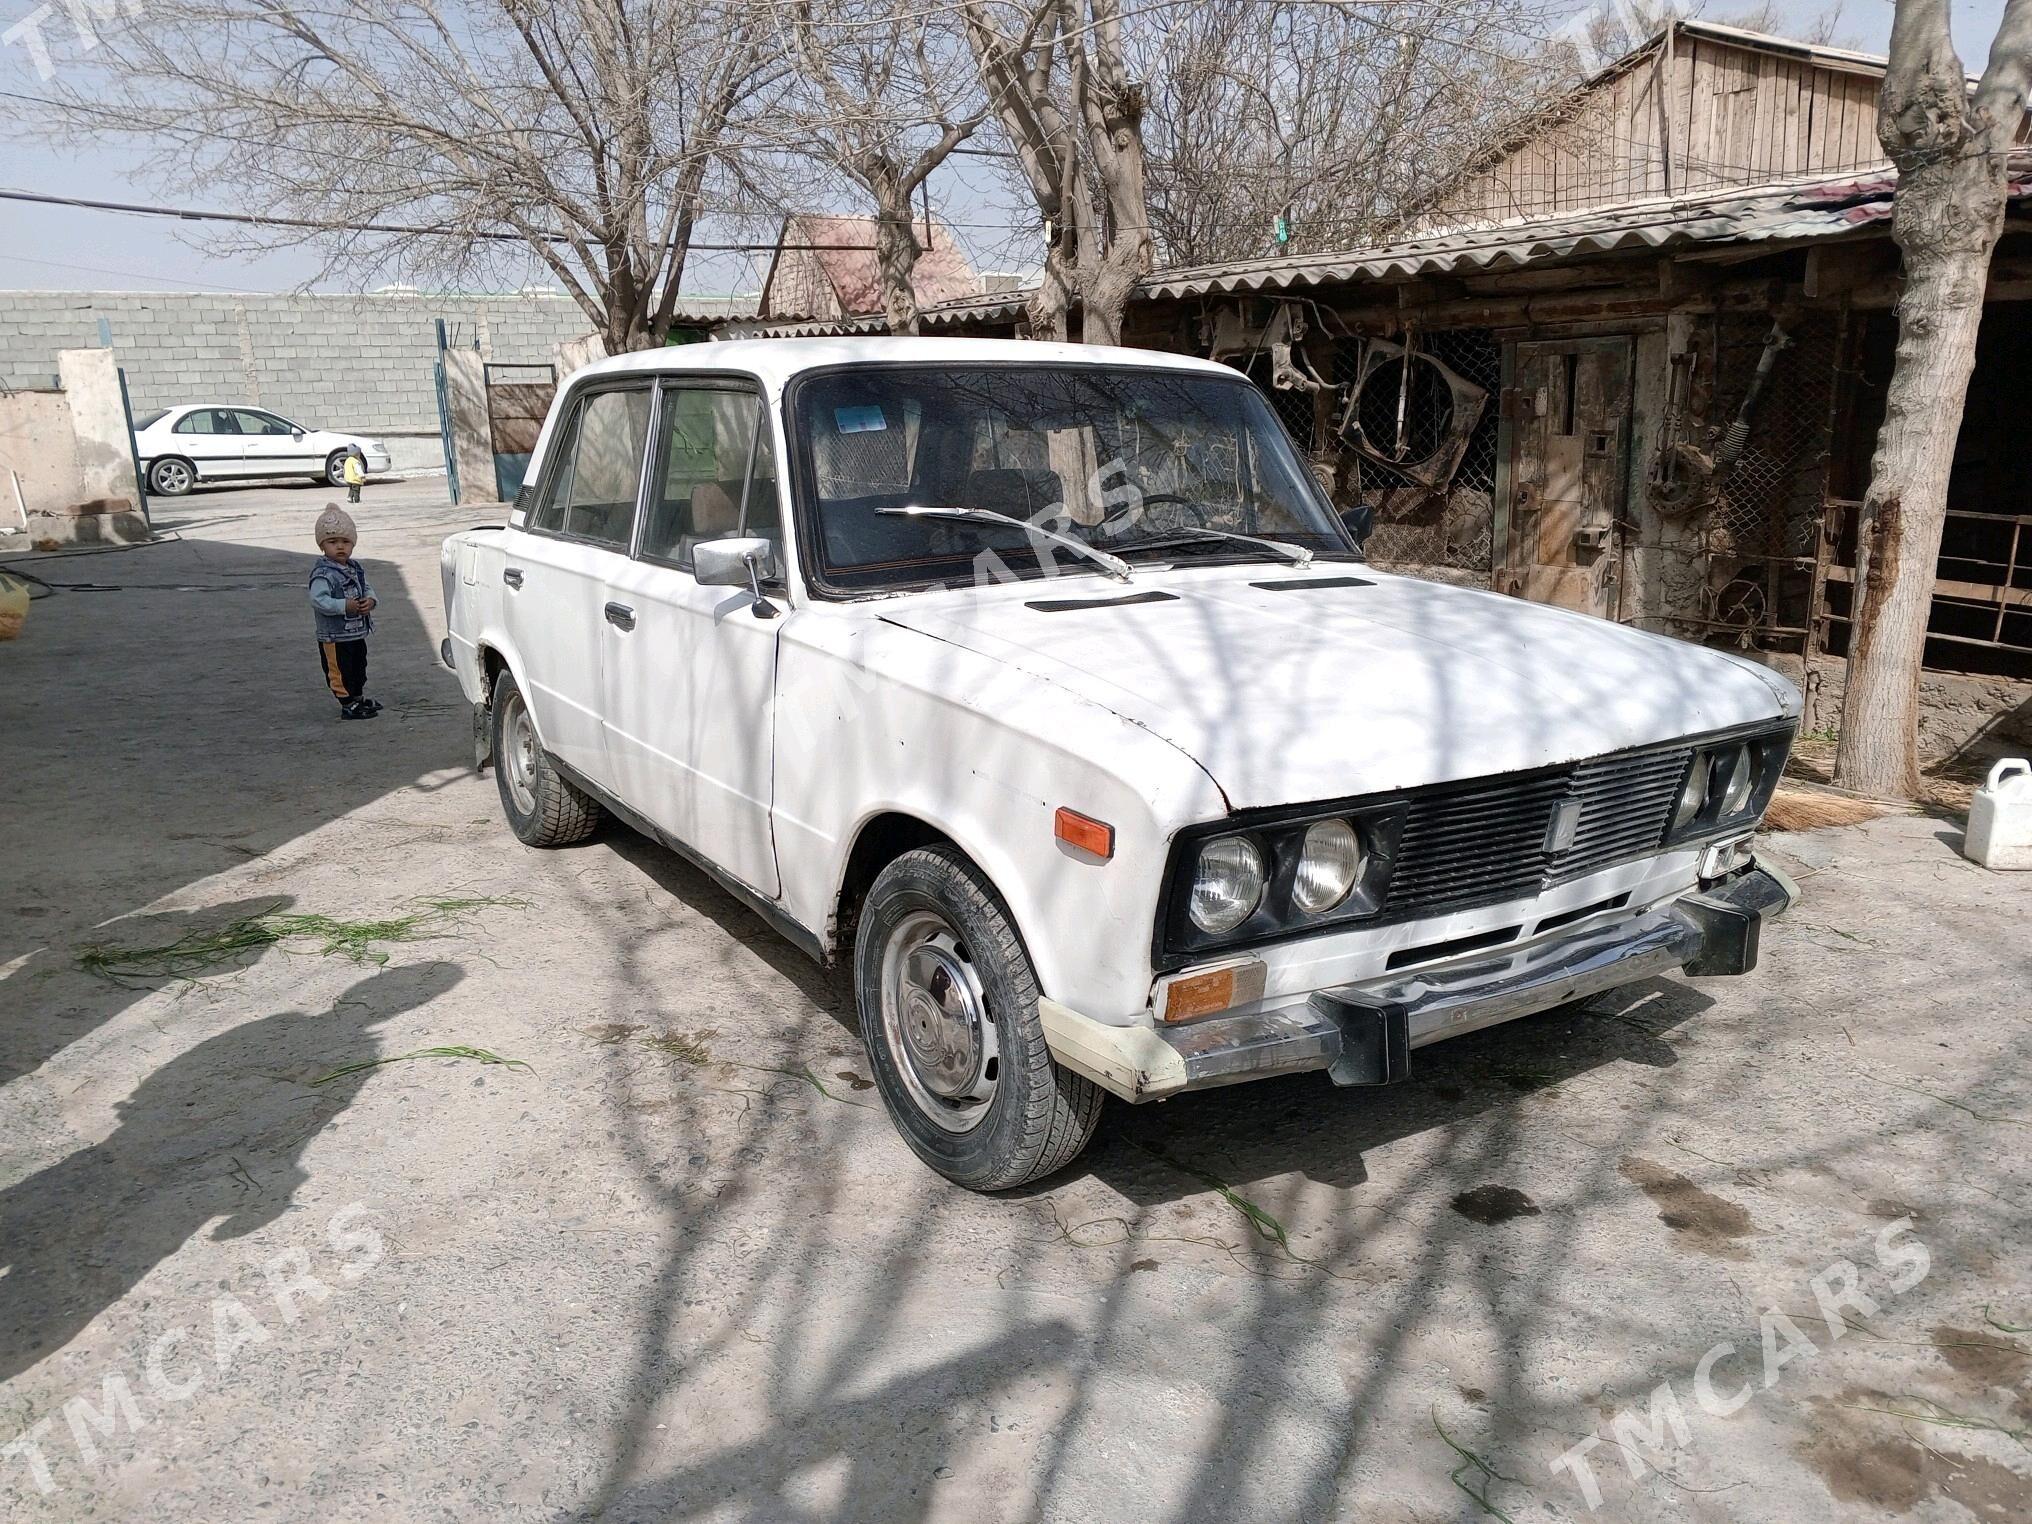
[{"xmin": 3, "ymin": 477, "xmax": 2029, "ymax": 1523}]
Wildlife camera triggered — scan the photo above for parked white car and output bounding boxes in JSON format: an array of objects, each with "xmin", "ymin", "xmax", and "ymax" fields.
[
  {"xmin": 439, "ymin": 338, "xmax": 1801, "ymax": 1190},
  {"xmin": 133, "ymin": 404, "xmax": 391, "ymax": 496}
]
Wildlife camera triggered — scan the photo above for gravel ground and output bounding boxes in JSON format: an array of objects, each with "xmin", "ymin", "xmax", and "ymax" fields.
[{"xmin": 2, "ymin": 476, "xmax": 2028, "ymax": 1522}]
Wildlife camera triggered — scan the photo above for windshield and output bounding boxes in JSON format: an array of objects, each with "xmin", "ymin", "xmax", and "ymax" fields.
[{"xmin": 791, "ymin": 364, "xmax": 1355, "ymax": 591}]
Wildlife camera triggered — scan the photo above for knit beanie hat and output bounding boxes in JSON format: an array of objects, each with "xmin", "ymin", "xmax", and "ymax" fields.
[{"xmin": 314, "ymin": 504, "xmax": 357, "ymax": 546}]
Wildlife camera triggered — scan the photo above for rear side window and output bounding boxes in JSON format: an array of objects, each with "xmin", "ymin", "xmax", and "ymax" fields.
[
  {"xmin": 526, "ymin": 387, "xmax": 651, "ymax": 547},
  {"xmin": 174, "ymin": 410, "xmax": 233, "ymax": 435},
  {"xmin": 638, "ymin": 384, "xmax": 780, "ymax": 568}
]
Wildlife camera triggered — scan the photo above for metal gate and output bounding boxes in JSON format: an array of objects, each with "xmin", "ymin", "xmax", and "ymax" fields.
[{"xmin": 483, "ymin": 363, "xmax": 556, "ymax": 502}]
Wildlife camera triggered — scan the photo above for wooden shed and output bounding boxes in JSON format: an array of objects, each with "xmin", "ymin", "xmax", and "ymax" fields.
[{"xmin": 1407, "ymin": 20, "xmax": 1897, "ymax": 233}]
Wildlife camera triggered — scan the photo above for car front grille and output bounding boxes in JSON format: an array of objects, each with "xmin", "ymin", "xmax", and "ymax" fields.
[{"xmin": 1381, "ymin": 744, "xmax": 1695, "ymax": 918}]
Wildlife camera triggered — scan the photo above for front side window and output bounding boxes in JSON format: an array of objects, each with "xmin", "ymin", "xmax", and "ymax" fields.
[
  {"xmin": 639, "ymin": 383, "xmax": 780, "ymax": 568},
  {"xmin": 233, "ymin": 410, "xmax": 294, "ymax": 437},
  {"xmin": 527, "ymin": 386, "xmax": 651, "ymax": 547},
  {"xmin": 791, "ymin": 365, "xmax": 1354, "ymax": 592}
]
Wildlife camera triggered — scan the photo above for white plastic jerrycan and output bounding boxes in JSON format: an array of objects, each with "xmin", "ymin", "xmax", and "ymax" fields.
[{"xmin": 1966, "ymin": 759, "xmax": 2032, "ymax": 870}]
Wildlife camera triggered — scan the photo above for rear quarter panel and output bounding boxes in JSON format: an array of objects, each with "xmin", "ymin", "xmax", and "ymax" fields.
[{"xmin": 440, "ymin": 528, "xmax": 512, "ymax": 704}]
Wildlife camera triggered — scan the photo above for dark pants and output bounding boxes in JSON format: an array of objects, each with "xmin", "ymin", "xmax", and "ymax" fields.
[
  {"xmin": 317, "ymin": 638, "xmax": 368, "ymax": 707},
  {"xmin": 347, "ymin": 483, "xmax": 362, "ymax": 503}
]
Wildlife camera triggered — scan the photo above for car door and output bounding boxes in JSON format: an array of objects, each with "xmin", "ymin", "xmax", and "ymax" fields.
[
  {"xmin": 233, "ymin": 410, "xmax": 314, "ymax": 477},
  {"xmin": 170, "ymin": 409, "xmax": 248, "ymax": 478},
  {"xmin": 600, "ymin": 378, "xmax": 784, "ymax": 899},
  {"xmin": 502, "ymin": 381, "xmax": 653, "ymax": 790}
]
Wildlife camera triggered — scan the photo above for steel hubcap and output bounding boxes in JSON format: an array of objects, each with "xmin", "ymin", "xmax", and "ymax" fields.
[
  {"xmin": 881, "ymin": 911, "xmax": 997, "ymax": 1133},
  {"xmin": 503, "ymin": 695, "xmax": 538, "ymax": 814},
  {"xmin": 157, "ymin": 463, "xmax": 189, "ymax": 492}
]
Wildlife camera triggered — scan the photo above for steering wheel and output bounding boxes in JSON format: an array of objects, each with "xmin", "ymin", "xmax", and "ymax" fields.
[{"xmin": 1101, "ymin": 492, "xmax": 1212, "ymax": 539}]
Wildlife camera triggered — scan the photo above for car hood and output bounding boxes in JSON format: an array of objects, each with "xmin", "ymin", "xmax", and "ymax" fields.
[{"xmin": 878, "ymin": 566, "xmax": 1797, "ymax": 810}]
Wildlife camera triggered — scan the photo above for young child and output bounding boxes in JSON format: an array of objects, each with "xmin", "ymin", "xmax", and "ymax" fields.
[
  {"xmin": 308, "ymin": 504, "xmax": 381, "ymax": 720},
  {"xmin": 342, "ymin": 445, "xmax": 366, "ymax": 505}
]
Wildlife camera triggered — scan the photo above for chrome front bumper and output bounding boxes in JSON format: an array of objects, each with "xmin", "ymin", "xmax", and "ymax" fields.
[{"xmin": 1071, "ymin": 860, "xmax": 1793, "ymax": 1102}]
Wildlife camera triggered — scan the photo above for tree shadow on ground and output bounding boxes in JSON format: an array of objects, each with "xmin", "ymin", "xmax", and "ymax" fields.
[{"xmin": 0, "ymin": 959, "xmax": 461, "ymax": 1383}]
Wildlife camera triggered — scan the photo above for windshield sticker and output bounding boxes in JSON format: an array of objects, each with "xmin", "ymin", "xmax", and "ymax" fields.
[{"xmin": 834, "ymin": 404, "xmax": 887, "ymax": 434}]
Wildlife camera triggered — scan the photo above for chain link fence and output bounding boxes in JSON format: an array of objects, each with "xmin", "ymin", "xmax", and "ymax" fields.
[
  {"xmin": 1654, "ymin": 311, "xmax": 1843, "ymax": 650},
  {"xmin": 1248, "ymin": 325, "xmax": 1503, "ymax": 585}
]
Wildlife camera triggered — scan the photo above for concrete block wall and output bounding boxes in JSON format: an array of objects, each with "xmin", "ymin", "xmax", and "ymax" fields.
[{"xmin": 0, "ymin": 290, "xmax": 595, "ymax": 444}]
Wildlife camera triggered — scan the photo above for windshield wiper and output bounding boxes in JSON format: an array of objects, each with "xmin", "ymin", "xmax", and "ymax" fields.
[
  {"xmin": 1114, "ymin": 527, "xmax": 1315, "ymax": 568},
  {"xmin": 876, "ymin": 504, "xmax": 1133, "ymax": 583}
]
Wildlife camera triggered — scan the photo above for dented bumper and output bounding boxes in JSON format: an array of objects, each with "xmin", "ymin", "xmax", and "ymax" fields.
[{"xmin": 1042, "ymin": 858, "xmax": 1796, "ymax": 1103}]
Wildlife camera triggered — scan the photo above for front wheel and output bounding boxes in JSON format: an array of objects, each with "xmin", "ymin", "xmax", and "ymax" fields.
[
  {"xmin": 325, "ymin": 452, "xmax": 350, "ymax": 487},
  {"xmin": 856, "ymin": 846, "xmax": 1102, "ymax": 1191},
  {"xmin": 148, "ymin": 458, "xmax": 194, "ymax": 496},
  {"xmin": 490, "ymin": 669, "xmax": 600, "ymax": 847}
]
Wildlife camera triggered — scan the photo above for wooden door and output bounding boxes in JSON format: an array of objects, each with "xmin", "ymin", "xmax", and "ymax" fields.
[{"xmin": 1501, "ymin": 338, "xmax": 1631, "ymax": 618}]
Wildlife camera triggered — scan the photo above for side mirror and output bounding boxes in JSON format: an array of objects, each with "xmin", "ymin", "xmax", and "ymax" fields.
[
  {"xmin": 293, "ymin": 430, "xmax": 305, "ymax": 440},
  {"xmin": 693, "ymin": 536, "xmax": 780, "ymax": 618}
]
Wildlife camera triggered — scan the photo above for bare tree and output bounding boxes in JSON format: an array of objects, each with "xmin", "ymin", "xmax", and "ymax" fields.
[
  {"xmin": 1834, "ymin": 0, "xmax": 2032, "ymax": 796},
  {"xmin": 31, "ymin": 0, "xmax": 777, "ymax": 352},
  {"xmin": 1137, "ymin": 1, "xmax": 1550, "ymax": 265},
  {"xmin": 963, "ymin": 0, "xmax": 1154, "ymax": 343},
  {"xmin": 770, "ymin": 2, "xmax": 987, "ymax": 334}
]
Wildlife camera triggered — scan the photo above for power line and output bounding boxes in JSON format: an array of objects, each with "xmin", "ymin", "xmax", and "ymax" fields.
[{"xmin": 0, "ymin": 187, "xmax": 898, "ymax": 252}]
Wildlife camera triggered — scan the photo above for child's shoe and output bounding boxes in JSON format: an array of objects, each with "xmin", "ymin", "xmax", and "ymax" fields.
[
  {"xmin": 356, "ymin": 697, "xmax": 384, "ymax": 716},
  {"xmin": 340, "ymin": 701, "xmax": 367, "ymax": 720}
]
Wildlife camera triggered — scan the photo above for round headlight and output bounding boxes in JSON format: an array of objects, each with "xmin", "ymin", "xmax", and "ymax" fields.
[
  {"xmin": 1189, "ymin": 835, "xmax": 1265, "ymax": 935},
  {"xmin": 1293, "ymin": 818, "xmax": 1363, "ymax": 913},
  {"xmin": 1719, "ymin": 744, "xmax": 1755, "ymax": 816},
  {"xmin": 1673, "ymin": 754, "xmax": 1709, "ymax": 829}
]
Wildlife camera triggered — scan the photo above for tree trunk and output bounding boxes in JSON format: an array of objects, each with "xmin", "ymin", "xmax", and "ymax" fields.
[
  {"xmin": 1834, "ymin": 0, "xmax": 2027, "ymax": 796},
  {"xmin": 871, "ymin": 204, "xmax": 923, "ymax": 336},
  {"xmin": 1028, "ymin": 243, "xmax": 1077, "ymax": 341},
  {"xmin": 1833, "ymin": 155, "xmax": 1998, "ymax": 795}
]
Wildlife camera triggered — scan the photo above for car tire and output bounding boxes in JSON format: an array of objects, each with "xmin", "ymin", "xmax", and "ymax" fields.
[
  {"xmin": 490, "ymin": 669, "xmax": 600, "ymax": 847},
  {"xmin": 856, "ymin": 845, "xmax": 1103, "ymax": 1191},
  {"xmin": 148, "ymin": 457, "xmax": 195, "ymax": 496},
  {"xmin": 325, "ymin": 451, "xmax": 350, "ymax": 488}
]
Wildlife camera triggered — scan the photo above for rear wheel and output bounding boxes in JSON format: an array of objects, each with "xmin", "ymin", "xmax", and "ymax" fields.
[
  {"xmin": 856, "ymin": 846, "xmax": 1102, "ymax": 1191},
  {"xmin": 490, "ymin": 669, "xmax": 600, "ymax": 847}
]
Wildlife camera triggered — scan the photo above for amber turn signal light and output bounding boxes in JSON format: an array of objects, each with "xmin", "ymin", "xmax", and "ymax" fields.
[{"xmin": 1054, "ymin": 806, "xmax": 1115, "ymax": 860}]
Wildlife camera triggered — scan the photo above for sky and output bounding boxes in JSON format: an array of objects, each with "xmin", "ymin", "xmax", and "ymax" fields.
[{"xmin": 0, "ymin": 0, "xmax": 2002, "ymax": 299}]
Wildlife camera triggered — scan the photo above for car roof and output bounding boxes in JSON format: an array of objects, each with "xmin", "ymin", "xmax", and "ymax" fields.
[
  {"xmin": 570, "ymin": 335, "xmax": 1243, "ymax": 389},
  {"xmin": 155, "ymin": 403, "xmax": 291, "ymax": 414}
]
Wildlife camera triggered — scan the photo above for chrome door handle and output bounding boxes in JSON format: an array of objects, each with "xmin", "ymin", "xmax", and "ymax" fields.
[
  {"xmin": 503, "ymin": 567, "xmax": 524, "ymax": 589},
  {"xmin": 604, "ymin": 602, "xmax": 635, "ymax": 631}
]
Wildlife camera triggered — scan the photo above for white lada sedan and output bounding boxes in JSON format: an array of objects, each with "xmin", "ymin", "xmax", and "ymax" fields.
[{"xmin": 439, "ymin": 338, "xmax": 1800, "ymax": 1190}]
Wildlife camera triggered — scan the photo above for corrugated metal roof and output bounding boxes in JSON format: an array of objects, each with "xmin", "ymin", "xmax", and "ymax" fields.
[
  {"xmin": 729, "ymin": 162, "xmax": 2032, "ymax": 337},
  {"xmin": 1140, "ymin": 173, "xmax": 1910, "ymax": 300}
]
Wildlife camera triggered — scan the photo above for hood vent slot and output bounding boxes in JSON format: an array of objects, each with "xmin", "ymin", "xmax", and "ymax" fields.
[
  {"xmin": 1252, "ymin": 575, "xmax": 1374, "ymax": 592},
  {"xmin": 1025, "ymin": 590, "xmax": 1179, "ymax": 612}
]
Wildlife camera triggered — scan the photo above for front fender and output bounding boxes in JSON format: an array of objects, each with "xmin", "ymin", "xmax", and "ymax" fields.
[{"xmin": 775, "ymin": 614, "xmax": 1225, "ymax": 1023}]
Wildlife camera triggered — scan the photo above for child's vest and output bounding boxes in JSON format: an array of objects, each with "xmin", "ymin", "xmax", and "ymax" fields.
[{"xmin": 309, "ymin": 556, "xmax": 372, "ymax": 641}]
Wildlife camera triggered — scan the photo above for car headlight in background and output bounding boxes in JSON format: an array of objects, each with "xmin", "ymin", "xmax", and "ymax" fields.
[
  {"xmin": 1718, "ymin": 743, "xmax": 1756, "ymax": 816},
  {"xmin": 1189, "ymin": 835, "xmax": 1265, "ymax": 934},
  {"xmin": 1667, "ymin": 728, "xmax": 1792, "ymax": 844},
  {"xmin": 1292, "ymin": 818, "xmax": 1362, "ymax": 913}
]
